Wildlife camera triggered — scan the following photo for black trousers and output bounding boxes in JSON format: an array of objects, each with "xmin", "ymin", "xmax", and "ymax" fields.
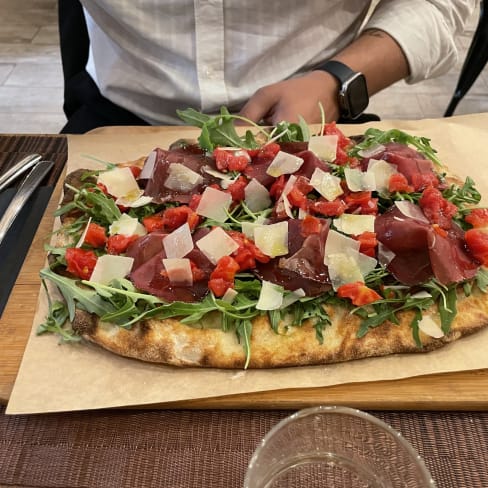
[{"xmin": 58, "ymin": 1, "xmax": 379, "ymax": 134}]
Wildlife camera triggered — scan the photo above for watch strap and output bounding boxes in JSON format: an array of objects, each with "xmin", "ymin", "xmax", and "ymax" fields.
[{"xmin": 318, "ymin": 60, "xmax": 356, "ymax": 84}]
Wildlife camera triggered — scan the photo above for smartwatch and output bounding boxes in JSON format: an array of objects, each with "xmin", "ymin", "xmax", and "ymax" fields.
[{"xmin": 318, "ymin": 60, "xmax": 369, "ymax": 120}]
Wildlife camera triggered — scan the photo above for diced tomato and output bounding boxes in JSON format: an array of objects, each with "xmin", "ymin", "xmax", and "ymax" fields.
[
  {"xmin": 106, "ymin": 234, "xmax": 139, "ymax": 255},
  {"xmin": 269, "ymin": 175, "xmax": 286, "ymax": 200},
  {"xmin": 310, "ymin": 198, "xmax": 347, "ymax": 217},
  {"xmin": 287, "ymin": 186, "xmax": 309, "ymax": 210},
  {"xmin": 188, "ymin": 193, "xmax": 202, "ymax": 211},
  {"xmin": 465, "ymin": 228, "xmax": 488, "ymax": 266},
  {"xmin": 96, "ymin": 182, "xmax": 108, "ymax": 194},
  {"xmin": 345, "ymin": 191, "xmax": 378, "ymax": 215},
  {"xmin": 354, "ymin": 231, "xmax": 378, "ymax": 258},
  {"xmin": 143, "ymin": 213, "xmax": 165, "ymax": 233},
  {"xmin": 227, "ymin": 230, "xmax": 270, "ymax": 271},
  {"xmin": 213, "ymin": 149, "xmax": 250, "ymax": 172},
  {"xmin": 83, "ymin": 223, "xmax": 107, "ymax": 248},
  {"xmin": 411, "ymin": 172, "xmax": 439, "ymax": 192},
  {"xmin": 65, "ymin": 248, "xmax": 97, "ymax": 280},
  {"xmin": 337, "ymin": 281, "xmax": 382, "ymax": 306},
  {"xmin": 388, "ymin": 173, "xmax": 414, "ymax": 193},
  {"xmin": 144, "ymin": 205, "xmax": 200, "ymax": 233},
  {"xmin": 208, "ymin": 256, "xmax": 240, "ymax": 297},
  {"xmin": 419, "ymin": 186, "xmax": 458, "ymax": 230},
  {"xmin": 249, "ymin": 142, "xmax": 281, "ymax": 163},
  {"xmin": 226, "ymin": 175, "xmax": 248, "ymax": 202},
  {"xmin": 465, "ymin": 208, "xmax": 488, "ymax": 229},
  {"xmin": 322, "ymin": 122, "xmax": 350, "ymax": 150},
  {"xmin": 301, "ymin": 215, "xmax": 322, "ymax": 236},
  {"xmin": 129, "ymin": 165, "xmax": 142, "ymax": 178},
  {"xmin": 190, "ymin": 261, "xmax": 206, "ymax": 282}
]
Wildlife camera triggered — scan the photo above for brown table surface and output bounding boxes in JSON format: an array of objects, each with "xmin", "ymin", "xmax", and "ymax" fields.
[{"xmin": 1, "ymin": 134, "xmax": 488, "ymax": 487}]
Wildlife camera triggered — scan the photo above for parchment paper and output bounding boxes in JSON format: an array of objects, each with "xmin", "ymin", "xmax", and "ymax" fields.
[{"xmin": 7, "ymin": 113, "xmax": 488, "ymax": 414}]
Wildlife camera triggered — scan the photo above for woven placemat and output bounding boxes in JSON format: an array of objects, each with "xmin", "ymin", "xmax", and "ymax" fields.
[{"xmin": 1, "ymin": 407, "xmax": 487, "ymax": 487}]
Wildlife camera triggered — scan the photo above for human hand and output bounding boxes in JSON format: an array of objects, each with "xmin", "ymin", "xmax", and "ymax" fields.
[{"xmin": 239, "ymin": 71, "xmax": 340, "ymax": 125}]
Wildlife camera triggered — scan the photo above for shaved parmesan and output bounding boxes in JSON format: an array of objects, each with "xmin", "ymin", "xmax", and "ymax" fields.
[
  {"xmin": 367, "ymin": 159, "xmax": 397, "ymax": 192},
  {"xmin": 163, "ymin": 258, "xmax": 193, "ymax": 286},
  {"xmin": 357, "ymin": 252, "xmax": 378, "ymax": 276},
  {"xmin": 76, "ymin": 217, "xmax": 92, "ymax": 248},
  {"xmin": 115, "ymin": 190, "xmax": 153, "ymax": 208},
  {"xmin": 308, "ymin": 134, "xmax": 338, "ymax": 161},
  {"xmin": 256, "ymin": 281, "xmax": 284, "ymax": 310},
  {"xmin": 418, "ymin": 315, "xmax": 444, "ymax": 338},
  {"xmin": 89, "ymin": 255, "xmax": 134, "ymax": 285},
  {"xmin": 139, "ymin": 150, "xmax": 157, "ymax": 179},
  {"xmin": 241, "ymin": 216, "xmax": 269, "ymax": 239},
  {"xmin": 196, "ymin": 227, "xmax": 239, "ymax": 264},
  {"xmin": 378, "ymin": 242, "xmax": 396, "ymax": 266},
  {"xmin": 109, "ymin": 213, "xmax": 147, "ymax": 237},
  {"xmin": 310, "ymin": 168, "xmax": 343, "ymax": 201},
  {"xmin": 324, "ymin": 230, "xmax": 360, "ymax": 265},
  {"xmin": 266, "ymin": 151, "xmax": 304, "ymax": 177},
  {"xmin": 280, "ymin": 288, "xmax": 306, "ymax": 309},
  {"xmin": 222, "ymin": 288, "xmax": 238, "ymax": 303},
  {"xmin": 163, "ymin": 223, "xmax": 193, "ymax": 259},
  {"xmin": 254, "ymin": 221, "xmax": 288, "ymax": 258},
  {"xmin": 244, "ymin": 178, "xmax": 271, "ymax": 212},
  {"xmin": 395, "ymin": 201, "xmax": 429, "ymax": 223},
  {"xmin": 196, "ymin": 187, "xmax": 232, "ymax": 222},
  {"xmin": 327, "ymin": 253, "xmax": 364, "ymax": 290},
  {"xmin": 344, "ymin": 167, "xmax": 369, "ymax": 192},
  {"xmin": 357, "ymin": 143, "xmax": 385, "ymax": 158},
  {"xmin": 98, "ymin": 167, "xmax": 140, "ymax": 198},
  {"xmin": 202, "ymin": 166, "xmax": 237, "ymax": 189},
  {"xmin": 333, "ymin": 214, "xmax": 375, "ymax": 235},
  {"xmin": 164, "ymin": 163, "xmax": 203, "ymax": 192}
]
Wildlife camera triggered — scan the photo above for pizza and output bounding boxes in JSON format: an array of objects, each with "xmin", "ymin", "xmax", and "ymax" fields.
[{"xmin": 38, "ymin": 108, "xmax": 488, "ymax": 369}]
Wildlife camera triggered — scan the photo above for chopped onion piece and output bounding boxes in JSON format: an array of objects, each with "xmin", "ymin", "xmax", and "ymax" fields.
[
  {"xmin": 76, "ymin": 217, "xmax": 92, "ymax": 248},
  {"xmin": 164, "ymin": 163, "xmax": 203, "ymax": 192},
  {"xmin": 254, "ymin": 221, "xmax": 288, "ymax": 258},
  {"xmin": 256, "ymin": 281, "xmax": 284, "ymax": 310},
  {"xmin": 163, "ymin": 258, "xmax": 193, "ymax": 286},
  {"xmin": 89, "ymin": 255, "xmax": 134, "ymax": 285},
  {"xmin": 280, "ymin": 288, "xmax": 306, "ymax": 309},
  {"xmin": 196, "ymin": 227, "xmax": 239, "ymax": 264},
  {"xmin": 244, "ymin": 178, "xmax": 271, "ymax": 212},
  {"xmin": 357, "ymin": 143, "xmax": 385, "ymax": 158},
  {"xmin": 418, "ymin": 315, "xmax": 444, "ymax": 338},
  {"xmin": 98, "ymin": 167, "xmax": 140, "ymax": 198},
  {"xmin": 162, "ymin": 223, "xmax": 194, "ymax": 259},
  {"xmin": 222, "ymin": 288, "xmax": 238, "ymax": 303},
  {"xmin": 109, "ymin": 213, "xmax": 147, "ymax": 237},
  {"xmin": 196, "ymin": 187, "xmax": 232, "ymax": 222},
  {"xmin": 333, "ymin": 214, "xmax": 375, "ymax": 235},
  {"xmin": 266, "ymin": 151, "xmax": 304, "ymax": 177},
  {"xmin": 310, "ymin": 168, "xmax": 343, "ymax": 201},
  {"xmin": 139, "ymin": 150, "xmax": 157, "ymax": 180},
  {"xmin": 395, "ymin": 201, "xmax": 429, "ymax": 223},
  {"xmin": 308, "ymin": 135, "xmax": 338, "ymax": 162},
  {"xmin": 378, "ymin": 242, "xmax": 396, "ymax": 266}
]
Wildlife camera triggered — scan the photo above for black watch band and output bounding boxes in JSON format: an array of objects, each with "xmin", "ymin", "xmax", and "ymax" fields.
[{"xmin": 318, "ymin": 60, "xmax": 369, "ymax": 120}]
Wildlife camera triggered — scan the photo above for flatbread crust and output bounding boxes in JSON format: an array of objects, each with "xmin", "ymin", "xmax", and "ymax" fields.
[{"xmin": 70, "ymin": 287, "xmax": 488, "ymax": 368}]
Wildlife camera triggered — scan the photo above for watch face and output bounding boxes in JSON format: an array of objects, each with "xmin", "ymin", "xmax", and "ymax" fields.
[{"xmin": 341, "ymin": 73, "xmax": 369, "ymax": 119}]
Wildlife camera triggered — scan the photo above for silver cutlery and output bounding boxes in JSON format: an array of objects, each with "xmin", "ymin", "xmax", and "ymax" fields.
[
  {"xmin": 0, "ymin": 154, "xmax": 42, "ymax": 193},
  {"xmin": 0, "ymin": 160, "xmax": 54, "ymax": 246}
]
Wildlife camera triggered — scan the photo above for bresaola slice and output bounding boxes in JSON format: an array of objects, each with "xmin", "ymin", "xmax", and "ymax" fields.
[
  {"xmin": 375, "ymin": 206, "xmax": 478, "ymax": 286},
  {"xmin": 140, "ymin": 145, "xmax": 218, "ymax": 203}
]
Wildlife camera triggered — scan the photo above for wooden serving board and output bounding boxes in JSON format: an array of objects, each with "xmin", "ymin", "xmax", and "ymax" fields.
[{"xmin": 2, "ymin": 132, "xmax": 488, "ymax": 411}]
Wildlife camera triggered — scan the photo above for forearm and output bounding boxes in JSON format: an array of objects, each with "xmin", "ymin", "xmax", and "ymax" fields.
[{"xmin": 327, "ymin": 29, "xmax": 410, "ymax": 96}]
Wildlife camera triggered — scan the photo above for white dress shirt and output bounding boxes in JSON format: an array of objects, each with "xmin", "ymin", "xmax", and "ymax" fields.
[{"xmin": 81, "ymin": 0, "xmax": 475, "ymax": 125}]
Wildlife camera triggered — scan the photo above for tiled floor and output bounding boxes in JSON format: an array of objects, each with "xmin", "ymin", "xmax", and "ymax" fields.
[{"xmin": 0, "ymin": 0, "xmax": 486, "ymax": 133}]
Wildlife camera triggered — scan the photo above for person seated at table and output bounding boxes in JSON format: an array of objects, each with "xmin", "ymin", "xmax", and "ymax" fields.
[{"xmin": 59, "ymin": 0, "xmax": 475, "ymax": 133}]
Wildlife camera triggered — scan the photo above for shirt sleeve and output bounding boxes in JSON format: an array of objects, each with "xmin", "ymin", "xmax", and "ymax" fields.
[{"xmin": 364, "ymin": 0, "xmax": 476, "ymax": 83}]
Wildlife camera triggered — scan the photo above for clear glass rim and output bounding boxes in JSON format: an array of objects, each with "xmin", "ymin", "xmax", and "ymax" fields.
[{"xmin": 243, "ymin": 405, "xmax": 436, "ymax": 488}]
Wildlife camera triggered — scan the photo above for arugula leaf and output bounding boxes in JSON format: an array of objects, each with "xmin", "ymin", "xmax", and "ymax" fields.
[
  {"xmin": 349, "ymin": 128, "xmax": 441, "ymax": 166},
  {"xmin": 476, "ymin": 267, "xmax": 488, "ymax": 293},
  {"xmin": 236, "ymin": 319, "xmax": 253, "ymax": 369}
]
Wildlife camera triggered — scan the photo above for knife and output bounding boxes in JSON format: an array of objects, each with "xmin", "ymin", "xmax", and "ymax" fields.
[
  {"xmin": 0, "ymin": 160, "xmax": 54, "ymax": 246},
  {"xmin": 0, "ymin": 154, "xmax": 42, "ymax": 192}
]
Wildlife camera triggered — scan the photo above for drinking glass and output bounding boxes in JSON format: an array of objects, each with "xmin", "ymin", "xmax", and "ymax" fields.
[{"xmin": 244, "ymin": 406, "xmax": 436, "ymax": 488}]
